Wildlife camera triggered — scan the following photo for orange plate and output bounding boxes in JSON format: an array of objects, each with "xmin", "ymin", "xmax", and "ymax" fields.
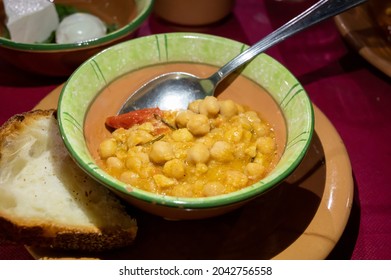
[{"xmin": 28, "ymin": 85, "xmax": 353, "ymax": 260}]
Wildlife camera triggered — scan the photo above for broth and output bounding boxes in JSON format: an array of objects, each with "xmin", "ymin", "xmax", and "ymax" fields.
[{"xmin": 85, "ymin": 62, "xmax": 287, "ymax": 183}]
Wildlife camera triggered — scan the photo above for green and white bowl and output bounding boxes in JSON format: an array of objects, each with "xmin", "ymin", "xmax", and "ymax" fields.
[
  {"xmin": 58, "ymin": 33, "xmax": 314, "ymax": 220},
  {"xmin": 0, "ymin": 0, "xmax": 153, "ymax": 76}
]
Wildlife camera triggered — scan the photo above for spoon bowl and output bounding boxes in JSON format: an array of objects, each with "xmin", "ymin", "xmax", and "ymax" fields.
[
  {"xmin": 120, "ymin": 72, "xmax": 214, "ymax": 112},
  {"xmin": 119, "ymin": 0, "xmax": 366, "ymax": 114}
]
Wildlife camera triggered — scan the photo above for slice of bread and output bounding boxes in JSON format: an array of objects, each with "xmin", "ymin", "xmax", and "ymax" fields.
[{"xmin": 0, "ymin": 109, "xmax": 137, "ymax": 252}]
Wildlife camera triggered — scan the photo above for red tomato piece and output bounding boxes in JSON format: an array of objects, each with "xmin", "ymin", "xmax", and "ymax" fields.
[{"xmin": 105, "ymin": 108, "xmax": 162, "ymax": 129}]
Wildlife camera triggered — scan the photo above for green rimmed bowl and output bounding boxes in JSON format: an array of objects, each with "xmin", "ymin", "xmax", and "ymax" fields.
[
  {"xmin": 0, "ymin": 0, "xmax": 153, "ymax": 76},
  {"xmin": 58, "ymin": 33, "xmax": 314, "ymax": 220}
]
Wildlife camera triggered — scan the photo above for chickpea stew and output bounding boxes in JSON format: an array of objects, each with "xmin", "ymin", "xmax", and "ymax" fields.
[{"xmin": 98, "ymin": 96, "xmax": 278, "ymax": 198}]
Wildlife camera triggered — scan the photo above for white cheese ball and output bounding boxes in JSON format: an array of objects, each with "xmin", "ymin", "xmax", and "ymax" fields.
[{"xmin": 56, "ymin": 13, "xmax": 106, "ymax": 44}]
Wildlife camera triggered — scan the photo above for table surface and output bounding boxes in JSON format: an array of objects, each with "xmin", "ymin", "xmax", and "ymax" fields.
[{"xmin": 1, "ymin": 0, "xmax": 390, "ymax": 260}]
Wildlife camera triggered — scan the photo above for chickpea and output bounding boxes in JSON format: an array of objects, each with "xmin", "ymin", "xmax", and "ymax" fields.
[
  {"xmin": 119, "ymin": 171, "xmax": 139, "ymax": 184},
  {"xmin": 244, "ymin": 111, "xmax": 261, "ymax": 123},
  {"xmin": 171, "ymin": 128, "xmax": 194, "ymax": 142},
  {"xmin": 175, "ymin": 110, "xmax": 194, "ymax": 128},
  {"xmin": 252, "ymin": 153, "xmax": 265, "ymax": 164},
  {"xmin": 256, "ymin": 136, "xmax": 276, "ymax": 154},
  {"xmin": 237, "ymin": 115, "xmax": 252, "ymax": 130},
  {"xmin": 210, "ymin": 141, "xmax": 234, "ymax": 162},
  {"xmin": 187, "ymin": 143, "xmax": 210, "ymax": 164},
  {"xmin": 224, "ymin": 126, "xmax": 243, "ymax": 143},
  {"xmin": 188, "ymin": 99, "xmax": 202, "ymax": 113},
  {"xmin": 153, "ymin": 174, "xmax": 176, "ymax": 189},
  {"xmin": 225, "ymin": 170, "xmax": 248, "ymax": 189},
  {"xmin": 199, "ymin": 96, "xmax": 220, "ymax": 118},
  {"xmin": 195, "ymin": 135, "xmax": 214, "ymax": 148},
  {"xmin": 252, "ymin": 122, "xmax": 268, "ymax": 137},
  {"xmin": 127, "ymin": 130, "xmax": 154, "ymax": 147},
  {"xmin": 203, "ymin": 182, "xmax": 225, "ymax": 197},
  {"xmin": 126, "ymin": 156, "xmax": 143, "ymax": 172},
  {"xmin": 137, "ymin": 122, "xmax": 154, "ymax": 132},
  {"xmin": 186, "ymin": 114, "xmax": 210, "ymax": 136},
  {"xmin": 245, "ymin": 162, "xmax": 266, "ymax": 179},
  {"xmin": 233, "ymin": 143, "xmax": 246, "ymax": 159},
  {"xmin": 163, "ymin": 159, "xmax": 185, "ymax": 179},
  {"xmin": 112, "ymin": 128, "xmax": 128, "ymax": 142},
  {"xmin": 210, "ymin": 115, "xmax": 224, "ymax": 128},
  {"xmin": 149, "ymin": 141, "xmax": 174, "ymax": 164},
  {"xmin": 126, "ymin": 152, "xmax": 149, "ymax": 172},
  {"xmin": 98, "ymin": 138, "xmax": 117, "ymax": 159},
  {"xmin": 242, "ymin": 130, "xmax": 253, "ymax": 143},
  {"xmin": 244, "ymin": 145, "xmax": 257, "ymax": 158},
  {"xmin": 195, "ymin": 163, "xmax": 208, "ymax": 174},
  {"xmin": 219, "ymin": 99, "xmax": 238, "ymax": 118},
  {"xmin": 137, "ymin": 151, "xmax": 150, "ymax": 163},
  {"xmin": 171, "ymin": 142, "xmax": 189, "ymax": 159},
  {"xmin": 139, "ymin": 165, "xmax": 157, "ymax": 179},
  {"xmin": 106, "ymin": 156, "xmax": 124, "ymax": 172},
  {"xmin": 171, "ymin": 184, "xmax": 193, "ymax": 198}
]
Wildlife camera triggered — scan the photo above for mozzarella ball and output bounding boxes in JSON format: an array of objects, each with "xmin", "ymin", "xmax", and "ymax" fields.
[{"xmin": 56, "ymin": 13, "xmax": 106, "ymax": 44}]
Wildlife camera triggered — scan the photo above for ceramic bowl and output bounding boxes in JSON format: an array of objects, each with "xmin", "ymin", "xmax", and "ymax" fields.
[
  {"xmin": 153, "ymin": 0, "xmax": 235, "ymax": 26},
  {"xmin": 0, "ymin": 0, "xmax": 153, "ymax": 76},
  {"xmin": 58, "ymin": 33, "xmax": 314, "ymax": 220}
]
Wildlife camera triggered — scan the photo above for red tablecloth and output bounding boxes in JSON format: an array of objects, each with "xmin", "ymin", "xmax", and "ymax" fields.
[{"xmin": 1, "ymin": 0, "xmax": 390, "ymax": 260}]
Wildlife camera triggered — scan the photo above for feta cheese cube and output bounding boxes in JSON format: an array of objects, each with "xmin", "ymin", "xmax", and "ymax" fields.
[{"xmin": 3, "ymin": 0, "xmax": 59, "ymax": 43}]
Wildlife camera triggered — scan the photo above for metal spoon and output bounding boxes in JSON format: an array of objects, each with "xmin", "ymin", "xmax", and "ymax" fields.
[{"xmin": 119, "ymin": 0, "xmax": 366, "ymax": 114}]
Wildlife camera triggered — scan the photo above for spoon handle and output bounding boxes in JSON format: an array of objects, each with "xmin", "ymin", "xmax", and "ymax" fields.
[{"xmin": 209, "ymin": 0, "xmax": 367, "ymax": 85}]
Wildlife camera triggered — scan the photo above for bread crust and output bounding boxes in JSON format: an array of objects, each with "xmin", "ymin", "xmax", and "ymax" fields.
[
  {"xmin": 0, "ymin": 109, "xmax": 137, "ymax": 252},
  {"xmin": 0, "ymin": 109, "xmax": 55, "ymax": 147}
]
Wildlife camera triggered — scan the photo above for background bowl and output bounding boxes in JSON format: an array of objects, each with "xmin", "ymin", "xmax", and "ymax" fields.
[
  {"xmin": 153, "ymin": 0, "xmax": 235, "ymax": 26},
  {"xmin": 0, "ymin": 0, "xmax": 154, "ymax": 76},
  {"xmin": 58, "ymin": 33, "xmax": 314, "ymax": 220}
]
